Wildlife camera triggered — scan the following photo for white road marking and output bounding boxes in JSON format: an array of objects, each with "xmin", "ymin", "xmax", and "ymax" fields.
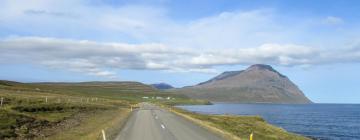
[{"xmin": 161, "ymin": 124, "xmax": 165, "ymax": 129}]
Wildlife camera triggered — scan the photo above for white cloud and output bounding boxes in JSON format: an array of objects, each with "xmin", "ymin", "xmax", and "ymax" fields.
[
  {"xmin": 41, "ymin": 59, "xmax": 117, "ymax": 79},
  {"xmin": 1, "ymin": 36, "xmax": 360, "ymax": 78}
]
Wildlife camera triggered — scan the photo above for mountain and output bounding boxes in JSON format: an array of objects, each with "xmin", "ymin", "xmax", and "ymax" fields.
[
  {"xmin": 151, "ymin": 83, "xmax": 174, "ymax": 90},
  {"xmin": 173, "ymin": 64, "xmax": 312, "ymax": 104}
]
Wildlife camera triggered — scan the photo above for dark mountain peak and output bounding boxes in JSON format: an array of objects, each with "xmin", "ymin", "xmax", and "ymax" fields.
[
  {"xmin": 151, "ymin": 83, "xmax": 174, "ymax": 90},
  {"xmin": 198, "ymin": 70, "xmax": 243, "ymax": 85},
  {"xmin": 248, "ymin": 64, "xmax": 273, "ymax": 70},
  {"xmin": 246, "ymin": 64, "xmax": 286, "ymax": 78},
  {"xmin": 176, "ymin": 64, "xmax": 312, "ymax": 104}
]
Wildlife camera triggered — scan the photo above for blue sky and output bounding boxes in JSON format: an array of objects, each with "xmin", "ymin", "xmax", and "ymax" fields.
[{"xmin": 1, "ymin": 0, "xmax": 360, "ymax": 103}]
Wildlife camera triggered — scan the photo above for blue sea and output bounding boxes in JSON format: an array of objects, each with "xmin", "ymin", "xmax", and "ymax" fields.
[{"xmin": 178, "ymin": 103, "xmax": 360, "ymax": 140}]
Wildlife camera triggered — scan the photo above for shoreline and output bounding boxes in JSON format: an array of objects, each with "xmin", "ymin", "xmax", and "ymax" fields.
[{"xmin": 159, "ymin": 103, "xmax": 310, "ymax": 140}]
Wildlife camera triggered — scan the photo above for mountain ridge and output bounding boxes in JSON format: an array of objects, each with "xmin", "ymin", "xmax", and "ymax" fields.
[
  {"xmin": 151, "ymin": 83, "xmax": 174, "ymax": 90},
  {"xmin": 198, "ymin": 70, "xmax": 244, "ymax": 85},
  {"xmin": 172, "ymin": 64, "xmax": 312, "ymax": 104}
]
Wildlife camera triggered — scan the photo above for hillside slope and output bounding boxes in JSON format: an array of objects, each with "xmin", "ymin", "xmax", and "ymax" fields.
[{"xmin": 173, "ymin": 64, "xmax": 312, "ymax": 104}]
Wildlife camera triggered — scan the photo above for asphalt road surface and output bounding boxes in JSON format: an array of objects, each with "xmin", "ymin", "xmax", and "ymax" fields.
[{"xmin": 116, "ymin": 102, "xmax": 224, "ymax": 140}]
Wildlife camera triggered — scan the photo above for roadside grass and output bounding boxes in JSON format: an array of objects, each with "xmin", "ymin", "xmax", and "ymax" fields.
[
  {"xmin": 48, "ymin": 108, "xmax": 131, "ymax": 140},
  {"xmin": 0, "ymin": 109, "xmax": 29, "ymax": 138},
  {"xmin": 0, "ymin": 98, "xmax": 119, "ymax": 139},
  {"xmin": 164, "ymin": 106, "xmax": 310, "ymax": 140},
  {"xmin": 0, "ymin": 82, "xmax": 134, "ymax": 140}
]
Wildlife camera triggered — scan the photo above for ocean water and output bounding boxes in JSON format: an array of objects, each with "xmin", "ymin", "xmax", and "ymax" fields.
[{"xmin": 177, "ymin": 103, "xmax": 360, "ymax": 140}]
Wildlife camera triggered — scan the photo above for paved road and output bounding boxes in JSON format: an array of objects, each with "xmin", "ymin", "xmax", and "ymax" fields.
[{"xmin": 116, "ymin": 102, "xmax": 224, "ymax": 140}]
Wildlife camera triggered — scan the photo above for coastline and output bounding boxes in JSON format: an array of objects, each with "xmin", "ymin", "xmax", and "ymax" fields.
[{"xmin": 159, "ymin": 103, "xmax": 310, "ymax": 140}]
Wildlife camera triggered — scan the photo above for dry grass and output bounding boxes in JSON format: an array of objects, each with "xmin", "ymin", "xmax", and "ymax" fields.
[
  {"xmin": 48, "ymin": 108, "xmax": 131, "ymax": 140},
  {"xmin": 0, "ymin": 82, "xmax": 134, "ymax": 140}
]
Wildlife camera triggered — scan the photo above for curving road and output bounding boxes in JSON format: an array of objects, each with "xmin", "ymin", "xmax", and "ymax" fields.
[{"xmin": 116, "ymin": 102, "xmax": 224, "ymax": 140}]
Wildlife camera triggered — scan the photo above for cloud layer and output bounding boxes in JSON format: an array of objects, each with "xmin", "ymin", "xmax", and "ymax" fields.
[{"xmin": 1, "ymin": 36, "xmax": 359, "ymax": 78}]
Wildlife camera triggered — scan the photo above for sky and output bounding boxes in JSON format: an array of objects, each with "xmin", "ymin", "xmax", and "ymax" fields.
[{"xmin": 1, "ymin": 0, "xmax": 360, "ymax": 103}]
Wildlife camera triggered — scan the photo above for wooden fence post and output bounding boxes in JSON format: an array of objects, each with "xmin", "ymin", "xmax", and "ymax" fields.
[
  {"xmin": 102, "ymin": 129, "xmax": 106, "ymax": 140},
  {"xmin": 0, "ymin": 97, "xmax": 3, "ymax": 107}
]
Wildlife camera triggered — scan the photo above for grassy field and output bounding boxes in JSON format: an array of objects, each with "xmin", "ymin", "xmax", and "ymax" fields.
[
  {"xmin": 0, "ymin": 80, "xmax": 206, "ymax": 140},
  {"xmin": 0, "ymin": 81, "xmax": 131, "ymax": 140},
  {"xmin": 0, "ymin": 88, "xmax": 131, "ymax": 140},
  {"xmin": 3, "ymin": 81, "xmax": 171, "ymax": 99}
]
